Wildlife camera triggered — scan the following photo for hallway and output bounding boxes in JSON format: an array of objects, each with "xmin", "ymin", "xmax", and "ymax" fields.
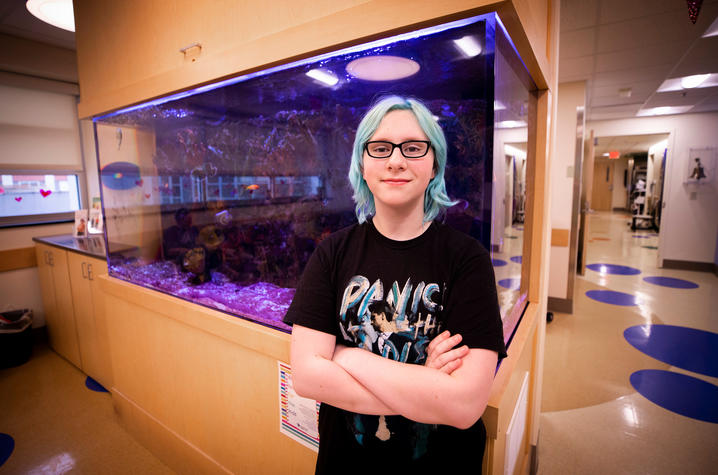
[{"xmin": 538, "ymin": 211, "xmax": 718, "ymax": 474}]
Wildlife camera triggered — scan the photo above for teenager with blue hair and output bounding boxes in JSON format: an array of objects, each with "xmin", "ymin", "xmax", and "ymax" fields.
[{"xmin": 284, "ymin": 96, "xmax": 505, "ymax": 473}]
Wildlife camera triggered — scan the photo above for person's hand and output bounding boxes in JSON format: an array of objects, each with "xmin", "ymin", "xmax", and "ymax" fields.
[{"xmin": 424, "ymin": 331, "xmax": 469, "ymax": 375}]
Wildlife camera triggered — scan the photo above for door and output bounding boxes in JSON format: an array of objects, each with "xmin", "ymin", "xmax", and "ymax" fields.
[{"xmin": 591, "ymin": 158, "xmax": 614, "ymax": 211}]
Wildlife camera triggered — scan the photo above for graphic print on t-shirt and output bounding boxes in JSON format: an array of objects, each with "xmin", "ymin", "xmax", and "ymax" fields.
[
  {"xmin": 338, "ymin": 275, "xmax": 445, "ymax": 364},
  {"xmin": 337, "ymin": 275, "xmax": 445, "ymax": 456}
]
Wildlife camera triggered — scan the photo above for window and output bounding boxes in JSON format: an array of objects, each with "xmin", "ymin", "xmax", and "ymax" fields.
[{"xmin": 0, "ymin": 171, "xmax": 83, "ymax": 227}]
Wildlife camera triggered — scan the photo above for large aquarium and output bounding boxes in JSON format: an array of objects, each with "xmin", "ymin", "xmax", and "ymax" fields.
[{"xmin": 95, "ymin": 13, "xmax": 532, "ymax": 335}]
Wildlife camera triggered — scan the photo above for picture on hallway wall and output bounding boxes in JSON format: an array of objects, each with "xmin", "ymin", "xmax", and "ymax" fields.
[{"xmin": 685, "ymin": 148, "xmax": 715, "ymax": 185}]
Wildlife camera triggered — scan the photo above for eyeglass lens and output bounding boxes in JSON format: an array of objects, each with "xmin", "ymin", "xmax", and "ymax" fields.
[{"xmin": 365, "ymin": 141, "xmax": 429, "ymax": 158}]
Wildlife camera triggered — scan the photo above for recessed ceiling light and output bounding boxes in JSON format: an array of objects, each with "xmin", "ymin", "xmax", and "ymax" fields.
[
  {"xmin": 453, "ymin": 36, "xmax": 482, "ymax": 57},
  {"xmin": 680, "ymin": 74, "xmax": 710, "ymax": 89},
  {"xmin": 602, "ymin": 153, "xmax": 610, "ymax": 157},
  {"xmin": 26, "ymin": 0, "xmax": 75, "ymax": 32},
  {"xmin": 702, "ymin": 15, "xmax": 718, "ymax": 37},
  {"xmin": 346, "ymin": 56, "xmax": 420, "ymax": 81},
  {"xmin": 305, "ymin": 69, "xmax": 338, "ymax": 87}
]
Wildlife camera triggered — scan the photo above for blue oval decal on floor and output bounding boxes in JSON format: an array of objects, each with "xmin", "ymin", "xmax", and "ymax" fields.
[
  {"xmin": 492, "ymin": 258, "xmax": 508, "ymax": 267},
  {"xmin": 586, "ymin": 263, "xmax": 641, "ymax": 275},
  {"xmin": 0, "ymin": 433, "xmax": 14, "ymax": 467},
  {"xmin": 624, "ymin": 325, "xmax": 718, "ymax": 377},
  {"xmin": 498, "ymin": 278, "xmax": 521, "ymax": 291},
  {"xmin": 510, "ymin": 256, "xmax": 522, "ymax": 264},
  {"xmin": 642, "ymin": 276, "xmax": 699, "ymax": 289},
  {"xmin": 630, "ymin": 370, "xmax": 718, "ymax": 423},
  {"xmin": 585, "ymin": 290, "xmax": 639, "ymax": 306},
  {"xmin": 85, "ymin": 376, "xmax": 109, "ymax": 393}
]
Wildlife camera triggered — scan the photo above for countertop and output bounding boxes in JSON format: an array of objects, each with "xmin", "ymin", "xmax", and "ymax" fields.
[{"xmin": 33, "ymin": 234, "xmax": 107, "ymax": 259}]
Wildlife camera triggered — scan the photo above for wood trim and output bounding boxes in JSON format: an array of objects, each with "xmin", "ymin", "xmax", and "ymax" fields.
[
  {"xmin": 0, "ymin": 247, "xmax": 37, "ymax": 272},
  {"xmin": 113, "ymin": 389, "xmax": 233, "ymax": 474},
  {"xmin": 550, "ymin": 228, "xmax": 569, "ymax": 247},
  {"xmin": 484, "ymin": 302, "xmax": 539, "ymax": 438},
  {"xmin": 98, "ymin": 275, "xmax": 291, "ymax": 362}
]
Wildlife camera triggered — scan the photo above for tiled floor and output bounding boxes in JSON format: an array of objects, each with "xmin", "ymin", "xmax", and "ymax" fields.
[
  {"xmin": 2, "ymin": 211, "xmax": 715, "ymax": 474},
  {"xmin": 538, "ymin": 211, "xmax": 718, "ymax": 474},
  {"xmin": 0, "ymin": 338, "xmax": 174, "ymax": 474}
]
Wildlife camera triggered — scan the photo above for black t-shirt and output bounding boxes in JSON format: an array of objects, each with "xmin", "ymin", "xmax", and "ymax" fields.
[{"xmin": 284, "ymin": 219, "xmax": 506, "ymax": 474}]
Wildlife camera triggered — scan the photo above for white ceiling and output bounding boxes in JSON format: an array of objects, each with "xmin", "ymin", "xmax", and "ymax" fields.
[{"xmin": 560, "ymin": 0, "xmax": 718, "ymax": 121}]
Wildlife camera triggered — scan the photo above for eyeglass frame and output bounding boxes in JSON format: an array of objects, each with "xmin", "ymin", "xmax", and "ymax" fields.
[{"xmin": 363, "ymin": 140, "xmax": 433, "ymax": 159}]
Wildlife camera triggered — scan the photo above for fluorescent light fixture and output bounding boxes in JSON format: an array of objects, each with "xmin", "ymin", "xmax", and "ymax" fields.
[
  {"xmin": 657, "ymin": 73, "xmax": 718, "ymax": 92},
  {"xmin": 346, "ymin": 56, "xmax": 420, "ymax": 81},
  {"xmin": 602, "ymin": 153, "xmax": 610, "ymax": 157},
  {"xmin": 305, "ymin": 69, "xmax": 338, "ymax": 86},
  {"xmin": 453, "ymin": 36, "xmax": 482, "ymax": 57},
  {"xmin": 494, "ymin": 101, "xmax": 506, "ymax": 111},
  {"xmin": 637, "ymin": 106, "xmax": 693, "ymax": 117},
  {"xmin": 496, "ymin": 120, "xmax": 527, "ymax": 129},
  {"xmin": 680, "ymin": 73, "xmax": 710, "ymax": 89},
  {"xmin": 26, "ymin": 0, "xmax": 74, "ymax": 32}
]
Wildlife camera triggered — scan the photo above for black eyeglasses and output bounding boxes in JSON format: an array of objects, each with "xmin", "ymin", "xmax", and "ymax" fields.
[{"xmin": 364, "ymin": 140, "xmax": 432, "ymax": 159}]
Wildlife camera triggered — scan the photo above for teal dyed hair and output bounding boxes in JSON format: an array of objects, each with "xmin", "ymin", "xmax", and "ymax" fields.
[{"xmin": 348, "ymin": 95, "xmax": 456, "ymax": 223}]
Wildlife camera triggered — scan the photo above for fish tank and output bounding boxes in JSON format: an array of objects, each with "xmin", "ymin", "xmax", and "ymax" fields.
[{"xmin": 94, "ymin": 12, "xmax": 532, "ymax": 337}]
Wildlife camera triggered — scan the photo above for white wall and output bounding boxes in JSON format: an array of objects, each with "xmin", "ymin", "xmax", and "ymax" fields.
[
  {"xmin": 588, "ymin": 112, "xmax": 718, "ymax": 265},
  {"xmin": 548, "ymin": 81, "xmax": 586, "ymax": 300},
  {"xmin": 492, "ymin": 127, "xmax": 528, "ymax": 251}
]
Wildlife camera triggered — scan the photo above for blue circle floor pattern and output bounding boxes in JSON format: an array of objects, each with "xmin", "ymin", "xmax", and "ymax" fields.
[
  {"xmin": 0, "ymin": 433, "xmax": 14, "ymax": 468},
  {"xmin": 498, "ymin": 278, "xmax": 521, "ymax": 291},
  {"xmin": 642, "ymin": 276, "xmax": 699, "ymax": 289},
  {"xmin": 630, "ymin": 370, "xmax": 718, "ymax": 423},
  {"xmin": 85, "ymin": 376, "xmax": 109, "ymax": 393},
  {"xmin": 510, "ymin": 256, "xmax": 522, "ymax": 264},
  {"xmin": 492, "ymin": 258, "xmax": 508, "ymax": 267},
  {"xmin": 585, "ymin": 289, "xmax": 639, "ymax": 306},
  {"xmin": 624, "ymin": 325, "xmax": 718, "ymax": 377},
  {"xmin": 586, "ymin": 263, "xmax": 641, "ymax": 275}
]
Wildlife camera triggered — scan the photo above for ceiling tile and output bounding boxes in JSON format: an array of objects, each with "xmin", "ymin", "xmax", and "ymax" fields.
[
  {"xmin": 598, "ymin": 0, "xmax": 685, "ymax": 24},
  {"xmin": 560, "ymin": 0, "xmax": 600, "ymax": 31},
  {"xmin": 669, "ymin": 36, "xmax": 718, "ymax": 77},
  {"xmin": 559, "ymin": 28, "xmax": 597, "ymax": 59},
  {"xmin": 643, "ymin": 87, "xmax": 718, "ymax": 108},
  {"xmin": 558, "ymin": 56, "xmax": 595, "ymax": 81}
]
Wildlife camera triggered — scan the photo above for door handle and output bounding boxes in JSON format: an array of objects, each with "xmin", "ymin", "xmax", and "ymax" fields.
[
  {"xmin": 81, "ymin": 262, "xmax": 88, "ymax": 279},
  {"xmin": 87, "ymin": 263, "xmax": 94, "ymax": 281}
]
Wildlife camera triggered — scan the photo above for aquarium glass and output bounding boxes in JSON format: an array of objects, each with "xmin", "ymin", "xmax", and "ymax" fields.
[{"xmin": 94, "ymin": 13, "xmax": 534, "ymax": 335}]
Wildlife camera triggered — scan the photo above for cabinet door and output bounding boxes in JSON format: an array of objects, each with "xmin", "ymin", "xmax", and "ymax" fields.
[
  {"xmin": 48, "ymin": 247, "xmax": 82, "ymax": 368},
  {"xmin": 67, "ymin": 252, "xmax": 96, "ymax": 376},
  {"xmin": 88, "ymin": 257, "xmax": 112, "ymax": 389},
  {"xmin": 35, "ymin": 244, "xmax": 59, "ymax": 342},
  {"xmin": 68, "ymin": 252, "xmax": 113, "ymax": 388}
]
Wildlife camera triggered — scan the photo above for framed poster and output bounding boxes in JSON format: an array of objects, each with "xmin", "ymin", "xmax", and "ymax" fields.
[{"xmin": 686, "ymin": 148, "xmax": 715, "ymax": 185}]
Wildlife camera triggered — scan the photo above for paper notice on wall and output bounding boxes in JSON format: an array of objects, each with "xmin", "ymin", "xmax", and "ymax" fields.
[{"xmin": 278, "ymin": 361, "xmax": 320, "ymax": 452}]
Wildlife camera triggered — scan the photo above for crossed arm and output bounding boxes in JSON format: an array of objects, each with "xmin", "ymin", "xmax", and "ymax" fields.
[{"xmin": 289, "ymin": 324, "xmax": 498, "ymax": 429}]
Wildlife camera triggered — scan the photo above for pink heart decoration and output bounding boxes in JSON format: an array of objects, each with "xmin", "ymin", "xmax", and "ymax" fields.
[
  {"xmin": 15, "ymin": 197, "xmax": 22, "ymax": 202},
  {"xmin": 40, "ymin": 189, "xmax": 52, "ymax": 197},
  {"xmin": 144, "ymin": 193, "xmax": 151, "ymax": 199},
  {"xmin": 0, "ymin": 186, "xmax": 4, "ymax": 194},
  {"xmin": 135, "ymin": 179, "xmax": 144, "ymax": 186}
]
